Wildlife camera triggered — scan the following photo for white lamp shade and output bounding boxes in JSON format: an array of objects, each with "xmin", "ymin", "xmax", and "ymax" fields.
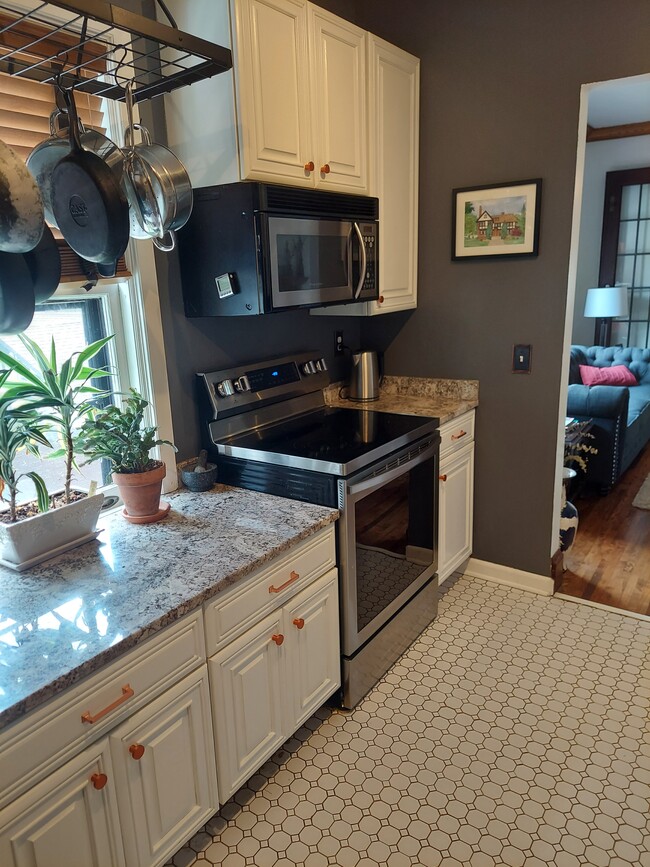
[{"xmin": 584, "ymin": 285, "xmax": 629, "ymax": 318}]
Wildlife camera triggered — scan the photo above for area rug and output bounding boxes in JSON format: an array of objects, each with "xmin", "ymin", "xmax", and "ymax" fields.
[{"xmin": 632, "ymin": 472, "xmax": 650, "ymax": 509}]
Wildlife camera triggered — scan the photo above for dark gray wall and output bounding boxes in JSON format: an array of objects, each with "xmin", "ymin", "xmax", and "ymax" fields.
[{"xmin": 346, "ymin": 0, "xmax": 650, "ymax": 576}]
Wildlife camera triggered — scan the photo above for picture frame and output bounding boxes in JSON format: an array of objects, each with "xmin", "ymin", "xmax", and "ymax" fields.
[{"xmin": 452, "ymin": 179, "xmax": 542, "ymax": 260}]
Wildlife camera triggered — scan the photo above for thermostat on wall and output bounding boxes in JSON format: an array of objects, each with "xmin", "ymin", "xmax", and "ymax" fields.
[{"xmin": 215, "ymin": 273, "xmax": 237, "ymax": 299}]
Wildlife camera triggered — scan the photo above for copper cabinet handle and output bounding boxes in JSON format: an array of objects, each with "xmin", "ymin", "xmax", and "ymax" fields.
[
  {"xmin": 91, "ymin": 773, "xmax": 108, "ymax": 790},
  {"xmin": 129, "ymin": 744, "xmax": 145, "ymax": 760},
  {"xmin": 378, "ymin": 296, "xmax": 384, "ymax": 304},
  {"xmin": 451, "ymin": 430, "xmax": 467, "ymax": 440},
  {"xmin": 439, "ymin": 474, "xmax": 447, "ymax": 482},
  {"xmin": 304, "ymin": 161, "xmax": 315, "ymax": 172},
  {"xmin": 269, "ymin": 570, "xmax": 300, "ymax": 593},
  {"xmin": 293, "ymin": 618, "xmax": 305, "ymax": 629},
  {"xmin": 81, "ymin": 684, "xmax": 134, "ymax": 724},
  {"xmin": 272, "ymin": 633, "xmax": 284, "ymax": 645},
  {"xmin": 320, "ymin": 163, "xmax": 331, "ymax": 174}
]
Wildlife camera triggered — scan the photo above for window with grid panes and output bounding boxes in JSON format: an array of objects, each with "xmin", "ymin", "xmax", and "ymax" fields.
[{"xmin": 599, "ymin": 167, "xmax": 650, "ymax": 349}]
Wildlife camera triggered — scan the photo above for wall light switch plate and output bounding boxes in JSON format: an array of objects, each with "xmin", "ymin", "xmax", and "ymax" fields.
[{"xmin": 513, "ymin": 344, "xmax": 532, "ymax": 373}]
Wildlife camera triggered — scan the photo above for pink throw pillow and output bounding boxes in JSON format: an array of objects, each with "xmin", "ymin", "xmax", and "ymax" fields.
[{"xmin": 579, "ymin": 364, "xmax": 637, "ymax": 386}]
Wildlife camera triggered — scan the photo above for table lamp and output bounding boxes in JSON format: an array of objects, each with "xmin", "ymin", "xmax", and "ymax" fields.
[{"xmin": 583, "ymin": 284, "xmax": 629, "ymax": 346}]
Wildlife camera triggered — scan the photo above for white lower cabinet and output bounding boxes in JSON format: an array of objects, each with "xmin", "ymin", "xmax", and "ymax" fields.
[
  {"xmin": 0, "ymin": 738, "xmax": 125, "ymax": 867},
  {"xmin": 0, "ymin": 526, "xmax": 339, "ymax": 864},
  {"xmin": 110, "ymin": 666, "xmax": 218, "ymax": 867},
  {"xmin": 438, "ymin": 411, "xmax": 474, "ymax": 584},
  {"xmin": 210, "ymin": 567, "xmax": 340, "ymax": 801}
]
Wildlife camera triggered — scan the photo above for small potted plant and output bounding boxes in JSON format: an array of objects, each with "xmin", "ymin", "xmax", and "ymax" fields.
[{"xmin": 76, "ymin": 389, "xmax": 176, "ymax": 523}]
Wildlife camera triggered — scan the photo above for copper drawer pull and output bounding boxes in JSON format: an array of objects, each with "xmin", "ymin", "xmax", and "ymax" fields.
[
  {"xmin": 451, "ymin": 430, "xmax": 467, "ymax": 441},
  {"xmin": 293, "ymin": 618, "xmax": 305, "ymax": 629},
  {"xmin": 91, "ymin": 773, "xmax": 108, "ymax": 790},
  {"xmin": 129, "ymin": 744, "xmax": 145, "ymax": 760},
  {"xmin": 272, "ymin": 633, "xmax": 284, "ymax": 645},
  {"xmin": 320, "ymin": 163, "xmax": 331, "ymax": 174},
  {"xmin": 439, "ymin": 474, "xmax": 447, "ymax": 482},
  {"xmin": 81, "ymin": 684, "xmax": 134, "ymax": 724},
  {"xmin": 269, "ymin": 570, "xmax": 300, "ymax": 593},
  {"xmin": 304, "ymin": 161, "xmax": 315, "ymax": 172}
]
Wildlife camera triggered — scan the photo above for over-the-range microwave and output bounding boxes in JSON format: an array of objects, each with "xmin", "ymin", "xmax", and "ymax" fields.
[{"xmin": 178, "ymin": 181, "xmax": 379, "ymax": 316}]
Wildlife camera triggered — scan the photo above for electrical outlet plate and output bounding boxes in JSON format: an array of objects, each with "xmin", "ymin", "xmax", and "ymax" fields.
[
  {"xmin": 513, "ymin": 344, "xmax": 532, "ymax": 373},
  {"xmin": 335, "ymin": 331, "xmax": 344, "ymax": 354}
]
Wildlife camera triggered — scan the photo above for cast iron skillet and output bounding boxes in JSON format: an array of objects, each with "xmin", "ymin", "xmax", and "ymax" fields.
[
  {"xmin": 22, "ymin": 225, "xmax": 61, "ymax": 303},
  {"xmin": 51, "ymin": 88, "xmax": 129, "ymax": 269},
  {"xmin": 0, "ymin": 252, "xmax": 36, "ymax": 334}
]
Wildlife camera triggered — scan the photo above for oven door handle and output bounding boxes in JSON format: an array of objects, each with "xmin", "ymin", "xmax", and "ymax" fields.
[
  {"xmin": 352, "ymin": 222, "xmax": 367, "ymax": 299},
  {"xmin": 345, "ymin": 441, "xmax": 437, "ymax": 500}
]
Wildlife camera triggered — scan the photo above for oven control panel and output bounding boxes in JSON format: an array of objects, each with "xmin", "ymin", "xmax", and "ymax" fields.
[{"xmin": 199, "ymin": 351, "xmax": 331, "ymax": 420}]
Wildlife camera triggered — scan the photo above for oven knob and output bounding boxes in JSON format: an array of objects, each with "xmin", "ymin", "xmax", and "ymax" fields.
[
  {"xmin": 216, "ymin": 379, "xmax": 235, "ymax": 397},
  {"xmin": 315, "ymin": 358, "xmax": 328, "ymax": 372},
  {"xmin": 301, "ymin": 361, "xmax": 317, "ymax": 375},
  {"xmin": 234, "ymin": 375, "xmax": 251, "ymax": 393}
]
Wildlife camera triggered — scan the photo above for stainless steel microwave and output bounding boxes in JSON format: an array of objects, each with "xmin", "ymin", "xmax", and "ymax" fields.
[{"xmin": 178, "ymin": 182, "xmax": 379, "ymax": 316}]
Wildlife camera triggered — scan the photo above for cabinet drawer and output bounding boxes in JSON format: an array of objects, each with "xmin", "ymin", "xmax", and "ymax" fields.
[
  {"xmin": 439, "ymin": 410, "xmax": 475, "ymax": 459},
  {"xmin": 204, "ymin": 525, "xmax": 336, "ymax": 656},
  {"xmin": 0, "ymin": 609, "xmax": 205, "ymax": 810}
]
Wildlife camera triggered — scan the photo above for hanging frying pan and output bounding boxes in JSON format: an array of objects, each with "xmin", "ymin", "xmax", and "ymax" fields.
[
  {"xmin": 0, "ymin": 139, "xmax": 44, "ymax": 254},
  {"xmin": 0, "ymin": 252, "xmax": 36, "ymax": 334},
  {"xmin": 51, "ymin": 88, "xmax": 129, "ymax": 265},
  {"xmin": 27, "ymin": 111, "xmax": 129, "ymax": 230},
  {"xmin": 22, "ymin": 225, "xmax": 61, "ymax": 303}
]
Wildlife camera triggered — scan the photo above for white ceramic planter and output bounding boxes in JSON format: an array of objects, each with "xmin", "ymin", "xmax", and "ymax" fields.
[{"xmin": 0, "ymin": 493, "xmax": 105, "ymax": 570}]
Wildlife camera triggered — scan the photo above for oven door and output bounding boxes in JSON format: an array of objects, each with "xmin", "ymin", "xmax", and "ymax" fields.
[
  {"xmin": 265, "ymin": 215, "xmax": 367, "ymax": 309},
  {"xmin": 338, "ymin": 438, "xmax": 438, "ymax": 657}
]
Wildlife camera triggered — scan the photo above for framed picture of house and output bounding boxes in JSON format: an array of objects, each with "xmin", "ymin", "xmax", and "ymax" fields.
[{"xmin": 452, "ymin": 179, "xmax": 542, "ymax": 259}]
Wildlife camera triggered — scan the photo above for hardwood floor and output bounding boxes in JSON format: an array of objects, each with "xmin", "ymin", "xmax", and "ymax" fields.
[{"xmin": 559, "ymin": 442, "xmax": 650, "ymax": 615}]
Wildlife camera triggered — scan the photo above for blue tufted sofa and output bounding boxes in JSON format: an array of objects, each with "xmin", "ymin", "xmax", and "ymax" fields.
[{"xmin": 567, "ymin": 345, "xmax": 650, "ymax": 492}]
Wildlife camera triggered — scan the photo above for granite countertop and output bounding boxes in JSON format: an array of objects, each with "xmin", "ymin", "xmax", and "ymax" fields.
[
  {"xmin": 325, "ymin": 375, "xmax": 479, "ymax": 422},
  {"xmin": 0, "ymin": 487, "xmax": 338, "ymax": 732}
]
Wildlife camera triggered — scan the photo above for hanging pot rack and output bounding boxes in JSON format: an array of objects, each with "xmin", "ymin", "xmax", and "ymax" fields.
[{"xmin": 0, "ymin": 0, "xmax": 232, "ymax": 103}]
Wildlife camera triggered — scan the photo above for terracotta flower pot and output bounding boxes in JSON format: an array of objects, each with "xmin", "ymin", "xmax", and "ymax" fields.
[{"xmin": 113, "ymin": 462, "xmax": 168, "ymax": 523}]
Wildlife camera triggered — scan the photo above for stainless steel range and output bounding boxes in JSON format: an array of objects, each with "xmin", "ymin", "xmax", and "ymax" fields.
[{"xmin": 198, "ymin": 351, "xmax": 440, "ymax": 708}]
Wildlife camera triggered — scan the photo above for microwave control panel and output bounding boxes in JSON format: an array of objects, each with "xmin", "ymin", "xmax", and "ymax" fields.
[{"xmin": 360, "ymin": 223, "xmax": 377, "ymax": 293}]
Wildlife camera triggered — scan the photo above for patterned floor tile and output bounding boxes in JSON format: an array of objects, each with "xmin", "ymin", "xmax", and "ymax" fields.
[{"xmin": 168, "ymin": 574, "xmax": 650, "ymax": 866}]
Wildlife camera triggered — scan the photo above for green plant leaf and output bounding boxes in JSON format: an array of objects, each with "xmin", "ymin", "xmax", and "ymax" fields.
[
  {"xmin": 69, "ymin": 335, "xmax": 114, "ymax": 383},
  {"xmin": 0, "ymin": 350, "xmax": 44, "ymax": 388},
  {"xmin": 26, "ymin": 471, "xmax": 50, "ymax": 513}
]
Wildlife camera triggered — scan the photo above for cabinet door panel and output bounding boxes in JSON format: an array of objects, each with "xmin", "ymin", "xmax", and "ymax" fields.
[
  {"xmin": 235, "ymin": 0, "xmax": 313, "ymax": 183},
  {"xmin": 284, "ymin": 569, "xmax": 340, "ymax": 728},
  {"xmin": 438, "ymin": 443, "xmax": 475, "ymax": 584},
  {"xmin": 210, "ymin": 610, "xmax": 285, "ymax": 801},
  {"xmin": 110, "ymin": 667, "xmax": 217, "ymax": 867},
  {"xmin": 0, "ymin": 739, "xmax": 124, "ymax": 867},
  {"xmin": 309, "ymin": 7, "xmax": 367, "ymax": 191}
]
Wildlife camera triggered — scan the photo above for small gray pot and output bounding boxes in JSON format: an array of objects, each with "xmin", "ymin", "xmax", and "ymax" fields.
[{"xmin": 181, "ymin": 464, "xmax": 218, "ymax": 492}]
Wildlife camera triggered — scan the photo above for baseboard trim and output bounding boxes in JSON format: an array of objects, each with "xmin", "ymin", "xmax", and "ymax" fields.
[
  {"xmin": 464, "ymin": 558, "xmax": 554, "ymax": 596},
  {"xmin": 555, "ymin": 593, "xmax": 650, "ymax": 622}
]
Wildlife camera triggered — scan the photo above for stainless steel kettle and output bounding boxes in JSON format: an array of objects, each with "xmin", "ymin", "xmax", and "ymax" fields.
[{"xmin": 348, "ymin": 350, "xmax": 383, "ymax": 401}]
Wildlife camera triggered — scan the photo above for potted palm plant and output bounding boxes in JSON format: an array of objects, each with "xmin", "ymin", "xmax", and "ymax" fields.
[
  {"xmin": 76, "ymin": 389, "xmax": 176, "ymax": 523},
  {"xmin": 0, "ymin": 334, "xmax": 112, "ymax": 568}
]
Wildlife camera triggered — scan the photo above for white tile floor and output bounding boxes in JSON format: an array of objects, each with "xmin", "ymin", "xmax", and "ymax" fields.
[{"xmin": 168, "ymin": 574, "xmax": 650, "ymax": 867}]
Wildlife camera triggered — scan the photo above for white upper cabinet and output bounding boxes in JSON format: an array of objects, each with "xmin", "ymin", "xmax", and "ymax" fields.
[
  {"xmin": 307, "ymin": 6, "xmax": 367, "ymax": 191},
  {"xmin": 232, "ymin": 0, "xmax": 367, "ymax": 191},
  {"xmin": 233, "ymin": 0, "xmax": 313, "ymax": 185}
]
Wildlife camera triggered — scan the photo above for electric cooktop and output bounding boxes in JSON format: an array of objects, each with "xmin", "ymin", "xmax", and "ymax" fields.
[{"xmin": 216, "ymin": 405, "xmax": 439, "ymax": 475}]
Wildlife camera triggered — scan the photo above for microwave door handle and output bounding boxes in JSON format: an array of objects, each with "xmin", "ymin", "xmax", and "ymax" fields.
[{"xmin": 352, "ymin": 222, "xmax": 367, "ymax": 299}]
